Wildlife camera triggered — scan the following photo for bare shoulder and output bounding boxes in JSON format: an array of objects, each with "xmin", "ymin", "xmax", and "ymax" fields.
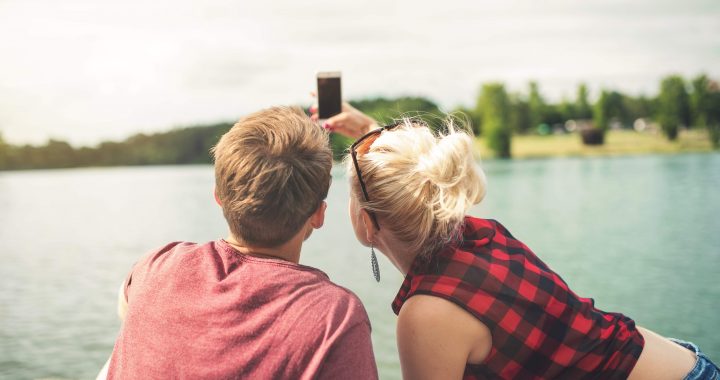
[
  {"xmin": 400, "ymin": 294, "xmax": 482, "ymax": 324},
  {"xmin": 397, "ymin": 294, "xmax": 492, "ymax": 379}
]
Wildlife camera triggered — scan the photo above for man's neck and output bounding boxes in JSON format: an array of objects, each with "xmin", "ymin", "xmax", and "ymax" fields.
[{"xmin": 225, "ymin": 234, "xmax": 303, "ymax": 264}]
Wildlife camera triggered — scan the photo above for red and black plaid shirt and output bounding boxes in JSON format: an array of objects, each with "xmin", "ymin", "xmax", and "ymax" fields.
[{"xmin": 392, "ymin": 217, "xmax": 644, "ymax": 379}]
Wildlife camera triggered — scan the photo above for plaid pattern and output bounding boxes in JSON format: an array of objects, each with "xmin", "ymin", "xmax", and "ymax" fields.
[{"xmin": 392, "ymin": 217, "xmax": 645, "ymax": 380}]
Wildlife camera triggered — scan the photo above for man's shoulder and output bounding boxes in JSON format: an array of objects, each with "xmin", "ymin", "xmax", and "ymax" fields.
[
  {"xmin": 149, "ymin": 240, "xmax": 208, "ymax": 256},
  {"xmin": 138, "ymin": 240, "xmax": 212, "ymax": 262},
  {"xmin": 278, "ymin": 271, "xmax": 371, "ymax": 331},
  {"xmin": 304, "ymin": 274, "xmax": 366, "ymax": 309},
  {"xmin": 127, "ymin": 241, "xmax": 215, "ymax": 282}
]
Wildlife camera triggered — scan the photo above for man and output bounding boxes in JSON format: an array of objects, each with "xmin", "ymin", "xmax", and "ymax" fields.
[{"xmin": 101, "ymin": 106, "xmax": 377, "ymax": 379}]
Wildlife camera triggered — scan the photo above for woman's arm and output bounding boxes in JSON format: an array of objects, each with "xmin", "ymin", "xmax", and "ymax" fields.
[
  {"xmin": 310, "ymin": 102, "xmax": 378, "ymax": 139},
  {"xmin": 397, "ymin": 295, "xmax": 492, "ymax": 380}
]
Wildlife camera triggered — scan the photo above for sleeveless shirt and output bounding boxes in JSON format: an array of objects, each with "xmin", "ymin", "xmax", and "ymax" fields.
[{"xmin": 392, "ymin": 217, "xmax": 644, "ymax": 379}]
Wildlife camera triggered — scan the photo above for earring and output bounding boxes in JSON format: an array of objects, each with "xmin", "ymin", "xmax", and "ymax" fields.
[{"xmin": 371, "ymin": 245, "xmax": 380, "ymax": 282}]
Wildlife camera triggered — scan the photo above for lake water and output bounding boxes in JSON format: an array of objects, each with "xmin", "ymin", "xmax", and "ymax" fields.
[{"xmin": 1, "ymin": 153, "xmax": 719, "ymax": 379}]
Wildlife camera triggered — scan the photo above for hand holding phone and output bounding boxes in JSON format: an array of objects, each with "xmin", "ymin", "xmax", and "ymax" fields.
[{"xmin": 316, "ymin": 71, "xmax": 342, "ymax": 120}]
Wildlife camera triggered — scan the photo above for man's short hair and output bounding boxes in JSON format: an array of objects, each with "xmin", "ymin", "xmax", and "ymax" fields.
[{"xmin": 212, "ymin": 106, "xmax": 332, "ymax": 247}]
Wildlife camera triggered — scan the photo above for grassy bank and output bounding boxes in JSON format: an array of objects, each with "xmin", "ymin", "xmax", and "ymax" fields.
[{"xmin": 475, "ymin": 129, "xmax": 716, "ymax": 159}]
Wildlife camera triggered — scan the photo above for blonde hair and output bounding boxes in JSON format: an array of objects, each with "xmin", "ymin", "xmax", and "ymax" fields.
[
  {"xmin": 213, "ymin": 106, "xmax": 332, "ymax": 247},
  {"xmin": 347, "ymin": 117, "xmax": 487, "ymax": 260}
]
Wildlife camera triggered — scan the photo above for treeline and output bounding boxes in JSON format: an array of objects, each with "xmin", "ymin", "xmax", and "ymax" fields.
[
  {"xmin": 0, "ymin": 97, "xmax": 443, "ymax": 170},
  {"xmin": 460, "ymin": 74, "xmax": 720, "ymax": 157},
  {"xmin": 1, "ymin": 74, "xmax": 719, "ymax": 170},
  {"xmin": 0, "ymin": 123, "xmax": 232, "ymax": 170}
]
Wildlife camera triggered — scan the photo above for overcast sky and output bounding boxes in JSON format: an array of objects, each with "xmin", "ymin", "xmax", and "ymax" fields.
[{"xmin": 1, "ymin": 0, "xmax": 719, "ymax": 146}]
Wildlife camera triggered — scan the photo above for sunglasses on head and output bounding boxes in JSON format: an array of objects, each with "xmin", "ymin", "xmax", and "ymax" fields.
[{"xmin": 350, "ymin": 123, "xmax": 402, "ymax": 230}]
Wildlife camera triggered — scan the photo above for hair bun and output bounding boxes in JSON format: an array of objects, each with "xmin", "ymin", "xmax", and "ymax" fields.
[
  {"xmin": 347, "ymin": 116, "xmax": 487, "ymax": 260},
  {"xmin": 413, "ymin": 124, "xmax": 486, "ymax": 223}
]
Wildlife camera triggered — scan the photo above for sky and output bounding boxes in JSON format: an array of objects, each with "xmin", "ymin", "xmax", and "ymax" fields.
[{"xmin": 1, "ymin": 0, "xmax": 719, "ymax": 146}]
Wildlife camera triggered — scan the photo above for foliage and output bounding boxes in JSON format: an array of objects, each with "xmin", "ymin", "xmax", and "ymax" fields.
[
  {"xmin": 0, "ymin": 133, "xmax": 6, "ymax": 168},
  {"xmin": 2, "ymin": 74, "xmax": 720, "ymax": 171},
  {"xmin": 528, "ymin": 81, "xmax": 545, "ymax": 131},
  {"xmin": 622, "ymin": 95, "xmax": 654, "ymax": 124},
  {"xmin": 350, "ymin": 97, "xmax": 443, "ymax": 128},
  {"xmin": 709, "ymin": 124, "xmax": 720, "ymax": 148},
  {"xmin": 478, "ymin": 83, "xmax": 512, "ymax": 158},
  {"xmin": 0, "ymin": 123, "xmax": 232, "ymax": 171},
  {"xmin": 508, "ymin": 93, "xmax": 531, "ymax": 134},
  {"xmin": 706, "ymin": 86, "xmax": 720, "ymax": 148},
  {"xmin": 450, "ymin": 106, "xmax": 481, "ymax": 136},
  {"xmin": 558, "ymin": 98, "xmax": 576, "ymax": 124},
  {"xmin": 338, "ymin": 96, "xmax": 444, "ymax": 160},
  {"xmin": 657, "ymin": 75, "xmax": 691, "ymax": 140},
  {"xmin": 593, "ymin": 91, "xmax": 610, "ymax": 132},
  {"xmin": 328, "ymin": 134, "xmax": 354, "ymax": 161},
  {"xmin": 691, "ymin": 74, "xmax": 711, "ymax": 127},
  {"xmin": 593, "ymin": 90, "xmax": 627, "ymax": 132},
  {"xmin": 541, "ymin": 104, "xmax": 567, "ymax": 127},
  {"xmin": 575, "ymin": 83, "xmax": 593, "ymax": 120}
]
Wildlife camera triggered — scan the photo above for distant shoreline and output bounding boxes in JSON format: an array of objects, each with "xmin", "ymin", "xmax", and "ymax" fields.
[
  {"xmin": 474, "ymin": 129, "xmax": 716, "ymax": 160},
  {"xmin": 1, "ymin": 129, "xmax": 717, "ymax": 172}
]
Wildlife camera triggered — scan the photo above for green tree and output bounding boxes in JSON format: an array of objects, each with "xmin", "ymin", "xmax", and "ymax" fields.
[
  {"xmin": 342, "ymin": 96, "xmax": 444, "ymax": 159},
  {"xmin": 575, "ymin": 83, "xmax": 593, "ymax": 120},
  {"xmin": 594, "ymin": 91, "xmax": 628, "ymax": 131},
  {"xmin": 351, "ymin": 96, "xmax": 443, "ymax": 128},
  {"xmin": 450, "ymin": 105, "xmax": 481, "ymax": 136},
  {"xmin": 478, "ymin": 83, "xmax": 512, "ymax": 158},
  {"xmin": 593, "ymin": 90, "xmax": 610, "ymax": 132},
  {"xmin": 328, "ymin": 134, "xmax": 353, "ymax": 161},
  {"xmin": 623, "ymin": 95, "xmax": 653, "ymax": 124},
  {"xmin": 690, "ymin": 74, "xmax": 711, "ymax": 127},
  {"xmin": 528, "ymin": 81, "xmax": 545, "ymax": 130},
  {"xmin": 705, "ymin": 81, "xmax": 720, "ymax": 148},
  {"xmin": 43, "ymin": 139, "xmax": 76, "ymax": 168},
  {"xmin": 508, "ymin": 94, "xmax": 531, "ymax": 134},
  {"xmin": 0, "ymin": 132, "xmax": 7, "ymax": 169},
  {"xmin": 543, "ymin": 104, "xmax": 566, "ymax": 127},
  {"xmin": 657, "ymin": 75, "xmax": 691, "ymax": 140},
  {"xmin": 558, "ymin": 98, "xmax": 576, "ymax": 122},
  {"xmin": 609, "ymin": 92, "xmax": 629, "ymax": 126}
]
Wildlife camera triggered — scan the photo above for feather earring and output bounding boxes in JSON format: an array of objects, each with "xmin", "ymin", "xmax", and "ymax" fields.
[{"xmin": 371, "ymin": 245, "xmax": 380, "ymax": 282}]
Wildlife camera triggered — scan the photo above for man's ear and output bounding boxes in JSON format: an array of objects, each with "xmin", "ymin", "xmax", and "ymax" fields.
[
  {"xmin": 359, "ymin": 208, "xmax": 377, "ymax": 244},
  {"xmin": 310, "ymin": 201, "xmax": 327, "ymax": 229},
  {"xmin": 214, "ymin": 188, "xmax": 222, "ymax": 207}
]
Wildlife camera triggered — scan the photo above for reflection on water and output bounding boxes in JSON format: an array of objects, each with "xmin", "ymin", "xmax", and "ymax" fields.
[{"xmin": 1, "ymin": 154, "xmax": 719, "ymax": 379}]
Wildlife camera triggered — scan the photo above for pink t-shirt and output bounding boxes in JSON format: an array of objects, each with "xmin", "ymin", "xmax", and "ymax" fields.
[{"xmin": 108, "ymin": 240, "xmax": 378, "ymax": 380}]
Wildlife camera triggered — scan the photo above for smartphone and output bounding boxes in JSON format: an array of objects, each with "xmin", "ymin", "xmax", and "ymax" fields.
[{"xmin": 316, "ymin": 71, "xmax": 342, "ymax": 120}]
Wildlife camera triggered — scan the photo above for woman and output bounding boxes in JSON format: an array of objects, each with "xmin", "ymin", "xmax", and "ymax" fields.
[{"xmin": 311, "ymin": 103, "xmax": 718, "ymax": 379}]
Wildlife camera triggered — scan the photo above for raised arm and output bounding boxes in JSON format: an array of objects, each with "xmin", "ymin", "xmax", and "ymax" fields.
[
  {"xmin": 310, "ymin": 102, "xmax": 378, "ymax": 140},
  {"xmin": 397, "ymin": 295, "xmax": 493, "ymax": 380}
]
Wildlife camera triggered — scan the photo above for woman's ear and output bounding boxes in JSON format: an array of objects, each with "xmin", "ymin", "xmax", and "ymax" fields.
[
  {"xmin": 359, "ymin": 208, "xmax": 377, "ymax": 244},
  {"xmin": 214, "ymin": 188, "xmax": 222, "ymax": 207}
]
